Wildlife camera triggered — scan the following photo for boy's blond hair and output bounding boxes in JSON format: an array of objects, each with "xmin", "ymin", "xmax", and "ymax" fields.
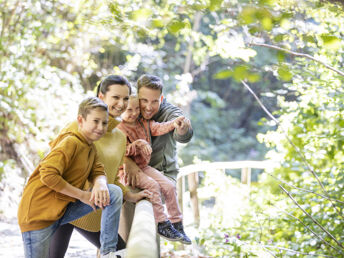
[{"xmin": 78, "ymin": 97, "xmax": 108, "ymax": 119}]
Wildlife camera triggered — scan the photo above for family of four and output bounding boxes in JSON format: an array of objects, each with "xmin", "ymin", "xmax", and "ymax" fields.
[{"xmin": 17, "ymin": 74, "xmax": 193, "ymax": 258}]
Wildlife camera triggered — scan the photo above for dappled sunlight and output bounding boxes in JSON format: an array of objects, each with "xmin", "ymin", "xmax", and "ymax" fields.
[
  {"xmin": 2, "ymin": 0, "xmax": 344, "ymax": 256},
  {"xmin": 161, "ymin": 170, "xmax": 273, "ymax": 257}
]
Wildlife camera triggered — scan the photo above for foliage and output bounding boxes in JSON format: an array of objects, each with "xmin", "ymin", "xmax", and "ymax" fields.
[
  {"xmin": 253, "ymin": 0, "xmax": 344, "ymax": 256},
  {"xmin": 0, "ymin": 0, "xmax": 284, "ymax": 179},
  {"xmin": 196, "ymin": 169, "xmax": 342, "ymax": 257},
  {"xmin": 2, "ymin": 0, "xmax": 344, "ymax": 256}
]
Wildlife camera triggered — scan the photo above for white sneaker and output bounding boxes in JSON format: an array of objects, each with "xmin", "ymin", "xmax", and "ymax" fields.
[
  {"xmin": 115, "ymin": 248, "xmax": 127, "ymax": 257},
  {"xmin": 100, "ymin": 252, "xmax": 116, "ymax": 258},
  {"xmin": 101, "ymin": 249, "xmax": 127, "ymax": 258}
]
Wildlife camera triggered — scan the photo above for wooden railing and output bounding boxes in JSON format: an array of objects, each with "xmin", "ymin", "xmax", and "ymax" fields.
[
  {"xmin": 125, "ymin": 200, "xmax": 159, "ymax": 258},
  {"xmin": 122, "ymin": 160, "xmax": 276, "ymax": 256},
  {"xmin": 176, "ymin": 160, "xmax": 276, "ymax": 225}
]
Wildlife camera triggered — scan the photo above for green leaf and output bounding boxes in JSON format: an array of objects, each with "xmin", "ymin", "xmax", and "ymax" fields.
[
  {"xmin": 213, "ymin": 70, "xmax": 232, "ymax": 79},
  {"xmin": 320, "ymin": 34, "xmax": 341, "ymax": 50},
  {"xmin": 167, "ymin": 20, "xmax": 186, "ymax": 34},
  {"xmin": 247, "ymin": 73, "xmax": 261, "ymax": 83},
  {"xmin": 277, "ymin": 51, "xmax": 285, "ymax": 62},
  {"xmin": 108, "ymin": 2, "xmax": 123, "ymax": 21},
  {"xmin": 233, "ymin": 65, "xmax": 249, "ymax": 81},
  {"xmin": 209, "ymin": 0, "xmax": 223, "ymax": 11},
  {"xmin": 151, "ymin": 19, "xmax": 164, "ymax": 28},
  {"xmin": 239, "ymin": 7, "xmax": 257, "ymax": 25},
  {"xmin": 304, "ymin": 35, "xmax": 315, "ymax": 43},
  {"xmin": 278, "ymin": 66, "xmax": 292, "ymax": 81},
  {"xmin": 129, "ymin": 8, "xmax": 153, "ymax": 22},
  {"xmin": 261, "ymin": 17, "xmax": 272, "ymax": 30},
  {"xmin": 274, "ymin": 34, "xmax": 285, "ymax": 42},
  {"xmin": 259, "ymin": 0, "xmax": 275, "ymax": 5},
  {"xmin": 249, "ymin": 26, "xmax": 261, "ymax": 34}
]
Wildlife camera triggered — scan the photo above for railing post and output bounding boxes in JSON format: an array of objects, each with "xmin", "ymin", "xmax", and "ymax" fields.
[
  {"xmin": 188, "ymin": 172, "xmax": 200, "ymax": 226},
  {"xmin": 177, "ymin": 177, "xmax": 183, "ymax": 214},
  {"xmin": 241, "ymin": 167, "xmax": 251, "ymax": 185}
]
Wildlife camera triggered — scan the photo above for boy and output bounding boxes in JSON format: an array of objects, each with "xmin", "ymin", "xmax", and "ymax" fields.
[{"xmin": 18, "ymin": 97, "xmax": 122, "ymax": 258}]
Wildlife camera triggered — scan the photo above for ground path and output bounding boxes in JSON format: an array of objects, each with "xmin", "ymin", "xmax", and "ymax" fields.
[{"xmin": 0, "ymin": 218, "xmax": 97, "ymax": 258}]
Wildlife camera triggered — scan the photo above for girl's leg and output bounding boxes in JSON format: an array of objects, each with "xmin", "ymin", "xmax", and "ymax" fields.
[
  {"xmin": 49, "ymin": 223, "xmax": 74, "ymax": 258},
  {"xmin": 143, "ymin": 166, "xmax": 182, "ymax": 223},
  {"xmin": 135, "ymin": 168, "xmax": 167, "ymax": 223}
]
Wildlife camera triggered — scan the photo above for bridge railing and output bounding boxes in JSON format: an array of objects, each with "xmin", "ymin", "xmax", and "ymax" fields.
[
  {"xmin": 176, "ymin": 160, "xmax": 277, "ymax": 226},
  {"xmin": 125, "ymin": 200, "xmax": 159, "ymax": 258},
  {"xmin": 121, "ymin": 160, "xmax": 277, "ymax": 256}
]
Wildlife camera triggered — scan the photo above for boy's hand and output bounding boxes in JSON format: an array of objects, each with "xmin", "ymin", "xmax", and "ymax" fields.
[
  {"xmin": 79, "ymin": 191, "xmax": 97, "ymax": 211},
  {"xmin": 124, "ymin": 190, "xmax": 152, "ymax": 203},
  {"xmin": 90, "ymin": 180, "xmax": 110, "ymax": 209}
]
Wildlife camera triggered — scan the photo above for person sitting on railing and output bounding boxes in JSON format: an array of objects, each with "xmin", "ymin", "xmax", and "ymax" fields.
[{"xmin": 117, "ymin": 94, "xmax": 191, "ymax": 244}]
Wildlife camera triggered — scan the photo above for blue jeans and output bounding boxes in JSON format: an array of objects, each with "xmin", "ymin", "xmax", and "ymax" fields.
[{"xmin": 22, "ymin": 184, "xmax": 123, "ymax": 258}]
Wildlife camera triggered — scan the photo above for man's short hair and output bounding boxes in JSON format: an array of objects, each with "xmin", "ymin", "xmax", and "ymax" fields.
[
  {"xmin": 78, "ymin": 97, "xmax": 108, "ymax": 119},
  {"xmin": 137, "ymin": 74, "xmax": 163, "ymax": 94}
]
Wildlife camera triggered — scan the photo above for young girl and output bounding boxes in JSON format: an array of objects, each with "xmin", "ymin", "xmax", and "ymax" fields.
[
  {"xmin": 117, "ymin": 95, "xmax": 191, "ymax": 244},
  {"xmin": 49, "ymin": 75, "xmax": 151, "ymax": 258}
]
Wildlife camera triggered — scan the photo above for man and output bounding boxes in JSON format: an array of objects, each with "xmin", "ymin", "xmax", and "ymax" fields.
[
  {"xmin": 125, "ymin": 74, "xmax": 193, "ymax": 184},
  {"xmin": 119, "ymin": 74, "xmax": 193, "ymax": 244}
]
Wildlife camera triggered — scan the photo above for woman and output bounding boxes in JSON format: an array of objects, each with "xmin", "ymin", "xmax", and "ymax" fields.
[{"xmin": 49, "ymin": 75, "xmax": 151, "ymax": 258}]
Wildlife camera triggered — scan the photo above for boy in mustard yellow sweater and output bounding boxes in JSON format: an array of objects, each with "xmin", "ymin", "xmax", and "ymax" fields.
[{"xmin": 18, "ymin": 97, "xmax": 123, "ymax": 258}]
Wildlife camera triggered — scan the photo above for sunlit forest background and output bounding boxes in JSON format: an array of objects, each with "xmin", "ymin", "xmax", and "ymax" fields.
[{"xmin": 1, "ymin": 0, "xmax": 344, "ymax": 256}]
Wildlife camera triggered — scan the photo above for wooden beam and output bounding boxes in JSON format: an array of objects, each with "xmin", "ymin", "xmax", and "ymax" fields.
[{"xmin": 126, "ymin": 200, "xmax": 158, "ymax": 258}]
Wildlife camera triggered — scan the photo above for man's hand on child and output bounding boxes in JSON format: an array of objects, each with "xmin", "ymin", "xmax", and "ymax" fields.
[{"xmin": 123, "ymin": 159, "xmax": 142, "ymax": 188}]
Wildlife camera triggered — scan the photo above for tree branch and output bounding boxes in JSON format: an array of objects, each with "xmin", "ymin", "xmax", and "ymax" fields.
[
  {"xmin": 183, "ymin": 12, "xmax": 202, "ymax": 74},
  {"xmin": 249, "ymin": 42, "xmax": 344, "ymax": 77},
  {"xmin": 277, "ymin": 208, "xmax": 341, "ymax": 252},
  {"xmin": 266, "ymin": 172, "xmax": 344, "ymax": 204},
  {"xmin": 279, "ymin": 185, "xmax": 344, "ymax": 250},
  {"xmin": 241, "ymin": 80, "xmax": 344, "ymax": 221},
  {"xmin": 263, "ymin": 244, "xmax": 337, "ymax": 257}
]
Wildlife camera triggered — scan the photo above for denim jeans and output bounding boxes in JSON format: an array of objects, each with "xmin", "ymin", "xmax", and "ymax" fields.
[{"xmin": 22, "ymin": 184, "xmax": 123, "ymax": 258}]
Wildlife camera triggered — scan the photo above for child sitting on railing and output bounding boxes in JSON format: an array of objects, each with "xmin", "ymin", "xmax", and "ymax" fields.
[{"xmin": 117, "ymin": 95, "xmax": 191, "ymax": 245}]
